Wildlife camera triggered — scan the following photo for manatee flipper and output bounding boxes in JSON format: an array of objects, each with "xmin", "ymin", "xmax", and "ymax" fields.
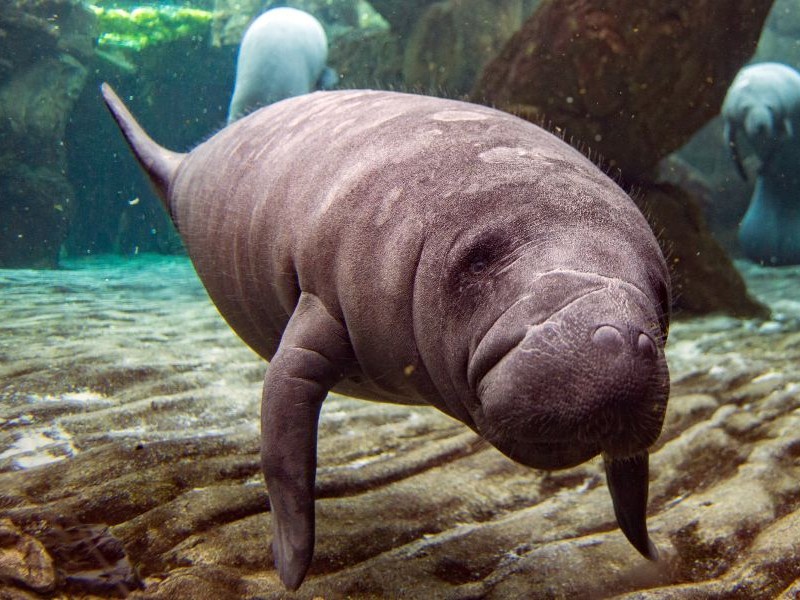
[
  {"xmin": 260, "ymin": 292, "xmax": 353, "ymax": 590},
  {"xmin": 783, "ymin": 117, "xmax": 794, "ymax": 139},
  {"xmin": 317, "ymin": 66, "xmax": 338, "ymax": 90},
  {"xmin": 724, "ymin": 120, "xmax": 748, "ymax": 181},
  {"xmin": 753, "ymin": 117, "xmax": 797, "ymax": 177},
  {"xmin": 603, "ymin": 452, "xmax": 658, "ymax": 561}
]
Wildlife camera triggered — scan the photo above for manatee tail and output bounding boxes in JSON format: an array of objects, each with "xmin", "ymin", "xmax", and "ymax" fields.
[{"xmin": 100, "ymin": 83, "xmax": 185, "ymax": 209}]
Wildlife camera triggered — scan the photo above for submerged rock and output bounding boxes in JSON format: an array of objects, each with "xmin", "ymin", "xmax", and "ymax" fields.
[
  {"xmin": 474, "ymin": 0, "xmax": 774, "ymax": 178},
  {"xmin": 0, "ymin": 255, "xmax": 799, "ymax": 597},
  {"xmin": 0, "ymin": 0, "xmax": 94, "ymax": 269},
  {"xmin": 0, "ymin": 54, "xmax": 87, "ymax": 268},
  {"xmin": 402, "ymin": 0, "xmax": 539, "ymax": 96},
  {"xmin": 0, "ymin": 518, "xmax": 55, "ymax": 594},
  {"xmin": 368, "ymin": 0, "xmax": 442, "ymax": 41},
  {"xmin": 639, "ymin": 183, "xmax": 768, "ymax": 319},
  {"xmin": 472, "ymin": 0, "xmax": 774, "ymax": 318}
]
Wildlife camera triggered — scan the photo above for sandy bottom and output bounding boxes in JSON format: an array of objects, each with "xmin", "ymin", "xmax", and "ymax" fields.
[{"xmin": 0, "ymin": 255, "xmax": 799, "ymax": 598}]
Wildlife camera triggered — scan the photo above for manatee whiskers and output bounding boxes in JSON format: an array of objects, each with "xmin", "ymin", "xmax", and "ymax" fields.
[
  {"xmin": 481, "ymin": 407, "xmax": 559, "ymax": 445},
  {"xmin": 480, "ymin": 386, "xmax": 657, "ymax": 456},
  {"xmin": 575, "ymin": 400, "xmax": 662, "ymax": 456}
]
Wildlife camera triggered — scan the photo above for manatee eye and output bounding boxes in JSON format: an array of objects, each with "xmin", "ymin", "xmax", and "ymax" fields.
[
  {"xmin": 469, "ymin": 257, "xmax": 488, "ymax": 274},
  {"xmin": 450, "ymin": 232, "xmax": 507, "ymax": 293},
  {"xmin": 446, "ymin": 230, "xmax": 518, "ymax": 307},
  {"xmin": 461, "ymin": 238, "xmax": 500, "ymax": 277}
]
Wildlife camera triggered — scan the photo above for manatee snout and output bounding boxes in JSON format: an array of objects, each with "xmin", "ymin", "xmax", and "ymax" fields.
[
  {"xmin": 471, "ymin": 285, "xmax": 667, "ymax": 561},
  {"xmin": 472, "ymin": 286, "xmax": 669, "ymax": 468},
  {"xmin": 744, "ymin": 104, "xmax": 778, "ymax": 150}
]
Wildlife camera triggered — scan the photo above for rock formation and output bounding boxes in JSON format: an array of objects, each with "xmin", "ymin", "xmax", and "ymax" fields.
[
  {"xmin": 474, "ymin": 0, "xmax": 775, "ymax": 178},
  {"xmin": 368, "ymin": 0, "xmax": 441, "ymax": 41},
  {"xmin": 474, "ymin": 0, "xmax": 775, "ymax": 317},
  {"xmin": 0, "ymin": 0, "xmax": 94, "ymax": 268},
  {"xmin": 402, "ymin": 0, "xmax": 540, "ymax": 96}
]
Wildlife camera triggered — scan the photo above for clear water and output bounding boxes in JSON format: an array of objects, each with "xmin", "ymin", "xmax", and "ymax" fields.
[{"xmin": 2, "ymin": 0, "xmax": 800, "ymax": 597}]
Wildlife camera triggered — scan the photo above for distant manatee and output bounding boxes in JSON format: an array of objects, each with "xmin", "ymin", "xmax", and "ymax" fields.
[
  {"xmin": 722, "ymin": 62, "xmax": 800, "ymax": 265},
  {"xmin": 227, "ymin": 7, "xmax": 336, "ymax": 123}
]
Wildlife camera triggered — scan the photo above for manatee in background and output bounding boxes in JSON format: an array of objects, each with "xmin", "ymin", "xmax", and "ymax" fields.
[
  {"xmin": 722, "ymin": 61, "xmax": 800, "ymax": 265},
  {"xmin": 102, "ymin": 85, "xmax": 672, "ymax": 590},
  {"xmin": 227, "ymin": 7, "xmax": 337, "ymax": 123}
]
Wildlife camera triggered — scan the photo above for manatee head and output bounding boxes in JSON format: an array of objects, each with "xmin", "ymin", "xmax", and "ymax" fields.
[
  {"xmin": 743, "ymin": 103, "xmax": 778, "ymax": 143},
  {"xmin": 423, "ymin": 196, "xmax": 670, "ymax": 469},
  {"xmin": 416, "ymin": 174, "xmax": 670, "ymax": 558}
]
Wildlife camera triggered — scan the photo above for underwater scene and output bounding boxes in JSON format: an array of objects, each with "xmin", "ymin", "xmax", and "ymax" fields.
[{"xmin": 2, "ymin": 0, "xmax": 800, "ymax": 597}]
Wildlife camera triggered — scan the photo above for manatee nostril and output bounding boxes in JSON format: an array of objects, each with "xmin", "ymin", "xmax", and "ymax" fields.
[
  {"xmin": 637, "ymin": 332, "xmax": 657, "ymax": 360},
  {"xmin": 592, "ymin": 325, "xmax": 624, "ymax": 354}
]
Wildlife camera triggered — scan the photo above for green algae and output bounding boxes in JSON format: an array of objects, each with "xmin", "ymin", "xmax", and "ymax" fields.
[{"xmin": 88, "ymin": 4, "xmax": 214, "ymax": 51}]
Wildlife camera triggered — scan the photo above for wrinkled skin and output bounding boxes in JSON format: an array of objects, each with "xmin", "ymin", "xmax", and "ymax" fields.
[
  {"xmin": 722, "ymin": 62, "xmax": 800, "ymax": 265},
  {"xmin": 228, "ymin": 7, "xmax": 336, "ymax": 124},
  {"xmin": 102, "ymin": 86, "xmax": 671, "ymax": 590}
]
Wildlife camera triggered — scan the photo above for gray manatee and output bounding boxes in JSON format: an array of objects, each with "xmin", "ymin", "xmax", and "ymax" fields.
[
  {"xmin": 228, "ymin": 7, "xmax": 336, "ymax": 124},
  {"xmin": 722, "ymin": 61, "xmax": 800, "ymax": 265},
  {"xmin": 102, "ymin": 85, "xmax": 672, "ymax": 590}
]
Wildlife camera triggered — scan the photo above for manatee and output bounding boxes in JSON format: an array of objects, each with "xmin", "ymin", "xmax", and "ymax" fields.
[
  {"xmin": 722, "ymin": 61, "xmax": 800, "ymax": 265},
  {"xmin": 102, "ymin": 85, "xmax": 672, "ymax": 590},
  {"xmin": 228, "ymin": 7, "xmax": 336, "ymax": 124}
]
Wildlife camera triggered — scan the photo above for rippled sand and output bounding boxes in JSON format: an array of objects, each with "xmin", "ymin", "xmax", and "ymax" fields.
[{"xmin": 1, "ymin": 255, "xmax": 798, "ymax": 598}]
